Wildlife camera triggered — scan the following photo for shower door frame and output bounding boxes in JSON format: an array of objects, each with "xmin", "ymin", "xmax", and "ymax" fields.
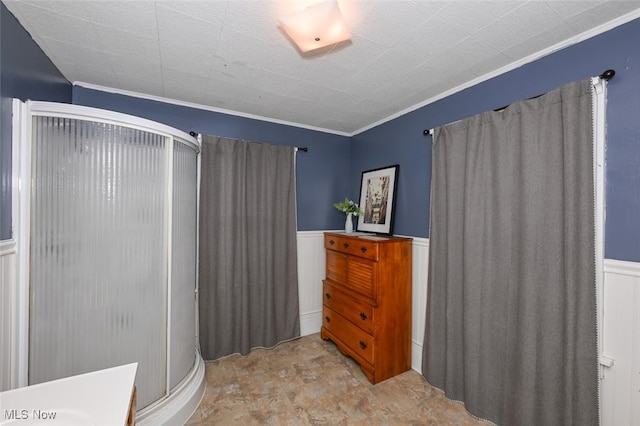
[{"xmin": 11, "ymin": 100, "xmax": 204, "ymax": 422}]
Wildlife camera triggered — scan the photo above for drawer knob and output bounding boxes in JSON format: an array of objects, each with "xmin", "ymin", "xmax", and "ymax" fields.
[
  {"xmin": 329, "ymin": 240, "xmax": 335, "ymax": 245},
  {"xmin": 359, "ymin": 341, "xmax": 367, "ymax": 350},
  {"xmin": 325, "ymin": 293, "xmax": 331, "ymax": 299},
  {"xmin": 343, "ymin": 243, "xmax": 349, "ymax": 248},
  {"xmin": 325, "ymin": 316, "xmax": 331, "ymax": 323},
  {"xmin": 359, "ymin": 312, "xmax": 367, "ymax": 321},
  {"xmin": 360, "ymin": 246, "xmax": 367, "ymax": 253}
]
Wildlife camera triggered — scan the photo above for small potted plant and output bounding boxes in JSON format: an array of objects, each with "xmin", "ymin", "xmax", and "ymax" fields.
[{"xmin": 334, "ymin": 197, "xmax": 364, "ymax": 233}]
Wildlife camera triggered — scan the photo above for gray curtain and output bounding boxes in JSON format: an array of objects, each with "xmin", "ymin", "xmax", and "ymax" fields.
[
  {"xmin": 199, "ymin": 136, "xmax": 300, "ymax": 360},
  {"xmin": 423, "ymin": 80, "xmax": 597, "ymax": 425}
]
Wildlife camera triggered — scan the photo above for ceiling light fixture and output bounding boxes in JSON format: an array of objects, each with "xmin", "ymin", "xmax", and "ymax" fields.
[{"xmin": 278, "ymin": 0, "xmax": 351, "ymax": 53}]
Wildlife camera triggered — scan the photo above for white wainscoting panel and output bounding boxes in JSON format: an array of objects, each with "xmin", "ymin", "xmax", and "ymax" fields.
[
  {"xmin": 410, "ymin": 237, "xmax": 429, "ymax": 374},
  {"xmin": 0, "ymin": 239, "xmax": 17, "ymax": 392},
  {"xmin": 601, "ymin": 259, "xmax": 640, "ymax": 426},
  {"xmin": 296, "ymin": 231, "xmax": 327, "ymax": 336}
]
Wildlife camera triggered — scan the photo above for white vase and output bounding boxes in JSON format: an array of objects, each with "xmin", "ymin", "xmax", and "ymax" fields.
[{"xmin": 345, "ymin": 213, "xmax": 354, "ymax": 233}]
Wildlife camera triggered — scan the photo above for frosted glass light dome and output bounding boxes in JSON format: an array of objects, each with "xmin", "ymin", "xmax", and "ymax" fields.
[{"xmin": 279, "ymin": 0, "xmax": 351, "ymax": 53}]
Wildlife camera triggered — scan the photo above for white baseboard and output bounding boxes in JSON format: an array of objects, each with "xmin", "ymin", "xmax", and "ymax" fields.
[
  {"xmin": 300, "ymin": 310, "xmax": 322, "ymax": 337},
  {"xmin": 411, "ymin": 339, "xmax": 423, "ymax": 374}
]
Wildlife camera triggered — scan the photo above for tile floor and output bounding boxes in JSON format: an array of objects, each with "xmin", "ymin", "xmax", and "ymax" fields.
[{"xmin": 185, "ymin": 334, "xmax": 490, "ymax": 425}]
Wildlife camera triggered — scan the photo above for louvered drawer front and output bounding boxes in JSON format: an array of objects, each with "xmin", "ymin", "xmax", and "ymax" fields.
[
  {"xmin": 323, "ymin": 307, "xmax": 374, "ymax": 364},
  {"xmin": 324, "ymin": 234, "xmax": 379, "ymax": 261},
  {"xmin": 347, "ymin": 256, "xmax": 375, "ymax": 299},
  {"xmin": 323, "ymin": 281, "xmax": 374, "ymax": 334},
  {"xmin": 326, "ymin": 250, "xmax": 347, "ymax": 284}
]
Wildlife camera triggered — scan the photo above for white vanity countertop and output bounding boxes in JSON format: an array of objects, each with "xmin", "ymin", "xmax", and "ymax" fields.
[{"xmin": 0, "ymin": 363, "xmax": 137, "ymax": 426}]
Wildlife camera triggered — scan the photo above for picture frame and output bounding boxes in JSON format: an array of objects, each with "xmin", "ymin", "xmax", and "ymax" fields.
[{"xmin": 356, "ymin": 165, "xmax": 399, "ymax": 235}]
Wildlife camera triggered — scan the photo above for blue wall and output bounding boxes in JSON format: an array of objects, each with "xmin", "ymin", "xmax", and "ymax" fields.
[
  {"xmin": 0, "ymin": 2, "xmax": 72, "ymax": 239},
  {"xmin": 353, "ymin": 17, "xmax": 640, "ymax": 263},
  {"xmin": 72, "ymin": 87, "xmax": 351, "ymax": 231}
]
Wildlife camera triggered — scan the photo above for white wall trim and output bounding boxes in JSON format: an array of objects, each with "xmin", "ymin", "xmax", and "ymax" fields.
[
  {"xmin": 604, "ymin": 258, "xmax": 640, "ymax": 277},
  {"xmin": 296, "ymin": 230, "xmax": 332, "ymax": 238},
  {"xmin": 407, "ymin": 235, "xmax": 429, "ymax": 248},
  {"xmin": 73, "ymin": 82, "xmax": 351, "ymax": 138},
  {"xmin": 0, "ymin": 239, "xmax": 16, "ymax": 256}
]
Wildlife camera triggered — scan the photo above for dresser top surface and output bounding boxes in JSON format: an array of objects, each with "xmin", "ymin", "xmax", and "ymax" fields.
[{"xmin": 324, "ymin": 232, "xmax": 412, "ymax": 243}]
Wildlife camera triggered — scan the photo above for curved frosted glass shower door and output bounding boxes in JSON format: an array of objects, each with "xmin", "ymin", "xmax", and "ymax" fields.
[
  {"xmin": 21, "ymin": 102, "xmax": 204, "ymax": 421},
  {"xmin": 29, "ymin": 117, "xmax": 168, "ymax": 408}
]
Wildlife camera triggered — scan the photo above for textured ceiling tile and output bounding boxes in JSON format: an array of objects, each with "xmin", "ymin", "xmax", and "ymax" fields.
[
  {"xmin": 354, "ymin": 48, "xmax": 430, "ymax": 84},
  {"xmin": 436, "ymin": 1, "xmax": 523, "ymax": 34},
  {"xmin": 355, "ymin": 1, "xmax": 436, "ymax": 48},
  {"xmin": 157, "ymin": 1, "xmax": 229, "ymax": 24},
  {"xmin": 393, "ymin": 15, "xmax": 470, "ymax": 60},
  {"xmin": 5, "ymin": 0, "xmax": 640, "ymax": 134},
  {"xmin": 472, "ymin": 1, "xmax": 568, "ymax": 54},
  {"xmin": 563, "ymin": 2, "xmax": 640, "ymax": 33},
  {"xmin": 371, "ymin": 81, "xmax": 415, "ymax": 107},
  {"xmin": 400, "ymin": 61, "xmax": 443, "ymax": 90},
  {"xmin": 4, "ymin": 0, "xmax": 95, "ymax": 21},
  {"xmin": 223, "ymin": 1, "xmax": 284, "ymax": 45},
  {"xmin": 156, "ymin": 5, "xmax": 224, "ymax": 55},
  {"xmin": 545, "ymin": 1, "xmax": 603, "ymax": 18},
  {"xmin": 36, "ymin": 38, "xmax": 113, "ymax": 74},
  {"xmin": 319, "ymin": 36, "xmax": 384, "ymax": 72},
  {"xmin": 3, "ymin": 2, "xmax": 101, "ymax": 47},
  {"xmin": 85, "ymin": 1, "xmax": 159, "ymax": 38},
  {"xmin": 250, "ymin": 43, "xmax": 317, "ymax": 78},
  {"xmin": 500, "ymin": 23, "xmax": 580, "ymax": 61},
  {"xmin": 160, "ymin": 46, "xmax": 216, "ymax": 78},
  {"xmin": 162, "ymin": 72, "xmax": 211, "ymax": 104},
  {"xmin": 213, "ymin": 26, "xmax": 275, "ymax": 69},
  {"xmin": 109, "ymin": 55, "xmax": 163, "ymax": 81},
  {"xmin": 57, "ymin": 61, "xmax": 119, "ymax": 88},
  {"xmin": 493, "ymin": 2, "xmax": 564, "ymax": 42},
  {"xmin": 95, "ymin": 27, "xmax": 160, "ymax": 60},
  {"xmin": 117, "ymin": 76, "xmax": 165, "ymax": 99},
  {"xmin": 429, "ymin": 37, "xmax": 502, "ymax": 73}
]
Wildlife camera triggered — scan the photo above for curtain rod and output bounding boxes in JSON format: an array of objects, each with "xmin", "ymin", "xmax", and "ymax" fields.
[
  {"xmin": 189, "ymin": 132, "xmax": 308, "ymax": 152},
  {"xmin": 422, "ymin": 69, "xmax": 616, "ymax": 137}
]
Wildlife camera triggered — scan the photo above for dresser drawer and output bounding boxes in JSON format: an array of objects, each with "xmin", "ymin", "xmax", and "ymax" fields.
[
  {"xmin": 323, "ymin": 281, "xmax": 374, "ymax": 334},
  {"xmin": 326, "ymin": 248, "xmax": 376, "ymax": 299},
  {"xmin": 323, "ymin": 307, "xmax": 374, "ymax": 364},
  {"xmin": 324, "ymin": 234, "xmax": 379, "ymax": 261},
  {"xmin": 347, "ymin": 256, "xmax": 375, "ymax": 299},
  {"xmin": 326, "ymin": 249, "xmax": 347, "ymax": 284}
]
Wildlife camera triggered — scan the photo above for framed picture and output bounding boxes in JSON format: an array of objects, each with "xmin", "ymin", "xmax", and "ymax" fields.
[{"xmin": 356, "ymin": 165, "xmax": 399, "ymax": 235}]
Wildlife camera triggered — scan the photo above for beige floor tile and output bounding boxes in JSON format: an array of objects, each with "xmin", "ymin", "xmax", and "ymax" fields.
[{"xmin": 186, "ymin": 334, "xmax": 491, "ymax": 425}]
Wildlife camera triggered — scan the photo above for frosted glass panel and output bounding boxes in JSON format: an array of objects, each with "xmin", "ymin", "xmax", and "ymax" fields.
[
  {"xmin": 29, "ymin": 117, "xmax": 168, "ymax": 409},
  {"xmin": 170, "ymin": 140, "xmax": 198, "ymax": 389}
]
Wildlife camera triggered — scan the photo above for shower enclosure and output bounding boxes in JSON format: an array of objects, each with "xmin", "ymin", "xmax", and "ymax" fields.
[{"xmin": 12, "ymin": 101, "xmax": 204, "ymax": 424}]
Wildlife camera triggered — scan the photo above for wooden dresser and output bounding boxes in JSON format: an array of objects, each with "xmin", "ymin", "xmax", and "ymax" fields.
[{"xmin": 320, "ymin": 232, "xmax": 412, "ymax": 384}]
